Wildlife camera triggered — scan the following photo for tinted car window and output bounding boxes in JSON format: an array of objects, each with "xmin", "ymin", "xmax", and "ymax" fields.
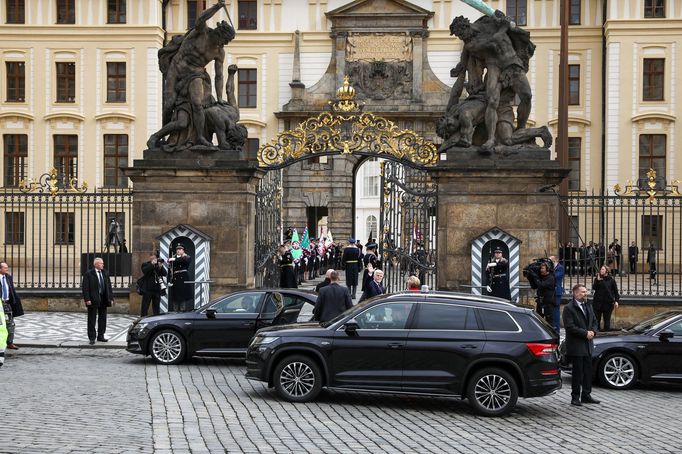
[
  {"xmin": 356, "ymin": 302, "xmax": 414, "ymax": 330},
  {"xmin": 413, "ymin": 303, "xmax": 477, "ymax": 330},
  {"xmin": 479, "ymin": 309, "xmax": 518, "ymax": 331},
  {"xmin": 283, "ymin": 294, "xmax": 303, "ymax": 308},
  {"xmin": 296, "ymin": 302, "xmax": 315, "ymax": 323},
  {"xmin": 261, "ymin": 293, "xmax": 282, "ymax": 317},
  {"xmin": 210, "ymin": 292, "xmax": 261, "ymax": 314},
  {"xmin": 666, "ymin": 319, "xmax": 682, "ymax": 335}
]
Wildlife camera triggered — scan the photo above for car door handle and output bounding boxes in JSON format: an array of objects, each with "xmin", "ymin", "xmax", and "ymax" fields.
[
  {"xmin": 242, "ymin": 321, "xmax": 256, "ymax": 327},
  {"xmin": 387, "ymin": 343, "xmax": 404, "ymax": 349},
  {"xmin": 460, "ymin": 344, "xmax": 478, "ymax": 349}
]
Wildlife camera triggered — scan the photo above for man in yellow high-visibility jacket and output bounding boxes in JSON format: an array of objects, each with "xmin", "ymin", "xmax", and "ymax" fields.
[{"xmin": 0, "ymin": 309, "xmax": 7, "ymax": 368}]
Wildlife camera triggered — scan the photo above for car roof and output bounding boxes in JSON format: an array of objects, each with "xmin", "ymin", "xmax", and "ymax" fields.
[{"xmin": 379, "ymin": 291, "xmax": 522, "ymax": 311}]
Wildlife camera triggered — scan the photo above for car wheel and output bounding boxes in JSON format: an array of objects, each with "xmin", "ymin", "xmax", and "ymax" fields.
[
  {"xmin": 598, "ymin": 353, "xmax": 638, "ymax": 390},
  {"xmin": 273, "ymin": 355, "xmax": 322, "ymax": 403},
  {"xmin": 467, "ymin": 368, "xmax": 519, "ymax": 417},
  {"xmin": 149, "ymin": 330, "xmax": 186, "ymax": 365}
]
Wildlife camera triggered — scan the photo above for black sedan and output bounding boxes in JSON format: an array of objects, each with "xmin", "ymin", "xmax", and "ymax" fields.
[
  {"xmin": 126, "ymin": 289, "xmax": 317, "ymax": 364},
  {"xmin": 560, "ymin": 310, "xmax": 682, "ymax": 389}
]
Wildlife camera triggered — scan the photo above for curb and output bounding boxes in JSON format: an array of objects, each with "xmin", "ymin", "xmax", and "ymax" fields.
[{"xmin": 14, "ymin": 341, "xmax": 128, "ymax": 349}]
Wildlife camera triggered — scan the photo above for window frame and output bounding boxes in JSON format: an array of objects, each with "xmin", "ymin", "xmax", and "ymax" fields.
[
  {"xmin": 238, "ymin": 0, "xmax": 258, "ymax": 30},
  {"xmin": 3, "ymin": 133, "xmax": 28, "ymax": 187},
  {"xmin": 5, "ymin": 61, "xmax": 25, "ymax": 102},
  {"xmin": 342, "ymin": 302, "xmax": 416, "ymax": 331},
  {"xmin": 4, "ymin": 211, "xmax": 25, "ymax": 245},
  {"xmin": 505, "ymin": 0, "xmax": 527, "ymax": 26},
  {"xmin": 53, "ymin": 134, "xmax": 78, "ymax": 184},
  {"xmin": 638, "ymin": 133, "xmax": 666, "ymax": 182},
  {"xmin": 568, "ymin": 64, "xmax": 580, "ymax": 105},
  {"xmin": 643, "ymin": 58, "xmax": 665, "ymax": 102},
  {"xmin": 107, "ymin": 0, "xmax": 126, "ymax": 24},
  {"xmin": 56, "ymin": 0, "xmax": 76, "ymax": 24},
  {"xmin": 6, "ymin": 0, "xmax": 25, "ymax": 24},
  {"xmin": 477, "ymin": 308, "xmax": 521, "ymax": 332},
  {"xmin": 238, "ymin": 68, "xmax": 258, "ymax": 108},
  {"xmin": 54, "ymin": 212, "xmax": 75, "ymax": 245},
  {"xmin": 187, "ymin": 0, "xmax": 206, "ymax": 29},
  {"xmin": 567, "ymin": 137, "xmax": 581, "ymax": 192},
  {"xmin": 106, "ymin": 61, "xmax": 127, "ymax": 103},
  {"xmin": 103, "ymin": 134, "xmax": 129, "ymax": 188},
  {"xmin": 411, "ymin": 302, "xmax": 481, "ymax": 331},
  {"xmin": 55, "ymin": 62, "xmax": 76, "ymax": 103},
  {"xmin": 569, "ymin": 0, "xmax": 581, "ymax": 25},
  {"xmin": 644, "ymin": 0, "xmax": 665, "ymax": 18}
]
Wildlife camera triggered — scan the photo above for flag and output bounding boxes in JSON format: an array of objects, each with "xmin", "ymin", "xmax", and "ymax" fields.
[
  {"xmin": 326, "ymin": 230, "xmax": 334, "ymax": 247},
  {"xmin": 301, "ymin": 227, "xmax": 310, "ymax": 249},
  {"xmin": 290, "ymin": 229, "xmax": 303, "ymax": 260}
]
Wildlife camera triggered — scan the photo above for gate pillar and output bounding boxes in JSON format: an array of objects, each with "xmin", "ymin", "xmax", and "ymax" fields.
[
  {"xmin": 431, "ymin": 155, "xmax": 569, "ymax": 298},
  {"xmin": 125, "ymin": 150, "xmax": 264, "ymax": 307}
]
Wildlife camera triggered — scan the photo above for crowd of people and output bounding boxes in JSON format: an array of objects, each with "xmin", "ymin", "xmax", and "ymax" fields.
[{"xmin": 558, "ymin": 239, "xmax": 658, "ymax": 279}]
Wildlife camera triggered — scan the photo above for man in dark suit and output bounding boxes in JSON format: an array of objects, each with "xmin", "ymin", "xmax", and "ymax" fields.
[
  {"xmin": 359, "ymin": 269, "xmax": 385, "ymax": 302},
  {"xmin": 563, "ymin": 283, "xmax": 600, "ymax": 406},
  {"xmin": 81, "ymin": 257, "xmax": 114, "ymax": 345},
  {"xmin": 313, "ymin": 270, "xmax": 352, "ymax": 322},
  {"xmin": 140, "ymin": 252, "xmax": 168, "ymax": 316},
  {"xmin": 314, "ymin": 269, "xmax": 333, "ymax": 293},
  {"xmin": 1, "ymin": 261, "xmax": 24, "ymax": 350}
]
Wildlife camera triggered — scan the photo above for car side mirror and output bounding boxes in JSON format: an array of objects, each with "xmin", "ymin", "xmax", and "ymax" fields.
[
  {"xmin": 658, "ymin": 329, "xmax": 674, "ymax": 341},
  {"xmin": 206, "ymin": 308, "xmax": 216, "ymax": 319},
  {"xmin": 344, "ymin": 319, "xmax": 359, "ymax": 335}
]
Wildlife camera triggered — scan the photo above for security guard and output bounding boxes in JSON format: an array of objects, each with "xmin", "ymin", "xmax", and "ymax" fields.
[
  {"xmin": 486, "ymin": 248, "xmax": 512, "ymax": 301},
  {"xmin": 342, "ymin": 238, "xmax": 361, "ymax": 299}
]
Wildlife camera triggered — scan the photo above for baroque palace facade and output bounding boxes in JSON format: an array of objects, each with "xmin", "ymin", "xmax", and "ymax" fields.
[{"xmin": 1, "ymin": 0, "xmax": 682, "ymax": 287}]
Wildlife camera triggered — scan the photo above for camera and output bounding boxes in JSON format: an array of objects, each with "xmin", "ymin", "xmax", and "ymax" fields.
[
  {"xmin": 157, "ymin": 258, "xmax": 165, "ymax": 264},
  {"xmin": 523, "ymin": 257, "xmax": 554, "ymax": 289}
]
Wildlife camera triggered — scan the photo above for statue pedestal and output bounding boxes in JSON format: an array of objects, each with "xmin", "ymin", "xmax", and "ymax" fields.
[
  {"xmin": 125, "ymin": 149, "xmax": 264, "ymax": 300},
  {"xmin": 432, "ymin": 150, "xmax": 569, "ymax": 297}
]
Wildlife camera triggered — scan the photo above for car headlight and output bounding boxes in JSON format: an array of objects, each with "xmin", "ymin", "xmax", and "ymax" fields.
[
  {"xmin": 131, "ymin": 322, "xmax": 149, "ymax": 334},
  {"xmin": 251, "ymin": 335, "xmax": 279, "ymax": 347}
]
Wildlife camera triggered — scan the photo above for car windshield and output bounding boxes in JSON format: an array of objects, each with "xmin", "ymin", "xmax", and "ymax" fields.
[
  {"xmin": 320, "ymin": 299, "xmax": 375, "ymax": 327},
  {"xmin": 629, "ymin": 311, "xmax": 678, "ymax": 333}
]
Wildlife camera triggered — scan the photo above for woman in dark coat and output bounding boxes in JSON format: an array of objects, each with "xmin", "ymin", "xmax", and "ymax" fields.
[
  {"xmin": 592, "ymin": 265, "xmax": 620, "ymax": 331},
  {"xmin": 279, "ymin": 244, "xmax": 298, "ymax": 289}
]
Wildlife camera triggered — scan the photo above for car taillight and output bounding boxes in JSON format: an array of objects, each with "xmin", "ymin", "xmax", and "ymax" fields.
[
  {"xmin": 541, "ymin": 369, "xmax": 559, "ymax": 376},
  {"xmin": 527, "ymin": 343, "xmax": 556, "ymax": 356}
]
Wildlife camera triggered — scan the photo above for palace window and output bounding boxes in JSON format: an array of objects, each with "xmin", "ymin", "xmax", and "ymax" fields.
[
  {"xmin": 506, "ymin": 0, "xmax": 527, "ymax": 26},
  {"xmin": 569, "ymin": 0, "xmax": 581, "ymax": 25},
  {"xmin": 639, "ymin": 134, "xmax": 666, "ymax": 183},
  {"xmin": 238, "ymin": 68, "xmax": 257, "ymax": 108},
  {"xmin": 6, "ymin": 0, "xmax": 25, "ymax": 24},
  {"xmin": 53, "ymin": 135, "xmax": 78, "ymax": 184},
  {"xmin": 104, "ymin": 134, "xmax": 128, "ymax": 188},
  {"xmin": 3, "ymin": 134, "xmax": 27, "ymax": 187},
  {"xmin": 643, "ymin": 58, "xmax": 664, "ymax": 101},
  {"xmin": 645, "ymin": 0, "xmax": 665, "ymax": 18},
  {"xmin": 106, "ymin": 62, "xmax": 126, "ymax": 103},
  {"xmin": 245, "ymin": 138, "xmax": 259, "ymax": 156},
  {"xmin": 362, "ymin": 158, "xmax": 380, "ymax": 198},
  {"xmin": 56, "ymin": 0, "xmax": 75, "ymax": 24},
  {"xmin": 642, "ymin": 215, "xmax": 663, "ymax": 250},
  {"xmin": 5, "ymin": 212, "xmax": 25, "ymax": 245},
  {"xmin": 568, "ymin": 64, "xmax": 580, "ymax": 105},
  {"xmin": 6, "ymin": 61, "xmax": 25, "ymax": 102},
  {"xmin": 366, "ymin": 215, "xmax": 378, "ymax": 241},
  {"xmin": 56, "ymin": 62, "xmax": 76, "ymax": 103},
  {"xmin": 187, "ymin": 0, "xmax": 206, "ymax": 28},
  {"xmin": 238, "ymin": 0, "xmax": 257, "ymax": 30},
  {"xmin": 107, "ymin": 0, "xmax": 126, "ymax": 24},
  {"xmin": 55, "ymin": 212, "xmax": 75, "ymax": 245},
  {"xmin": 568, "ymin": 137, "xmax": 581, "ymax": 191}
]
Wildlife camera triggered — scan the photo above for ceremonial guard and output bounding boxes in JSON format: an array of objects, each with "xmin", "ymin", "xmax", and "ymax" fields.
[
  {"xmin": 485, "ymin": 248, "xmax": 511, "ymax": 300},
  {"xmin": 342, "ymin": 238, "xmax": 361, "ymax": 298},
  {"xmin": 361, "ymin": 242, "xmax": 379, "ymax": 292},
  {"xmin": 279, "ymin": 243, "xmax": 297, "ymax": 288},
  {"xmin": 169, "ymin": 244, "xmax": 193, "ymax": 312}
]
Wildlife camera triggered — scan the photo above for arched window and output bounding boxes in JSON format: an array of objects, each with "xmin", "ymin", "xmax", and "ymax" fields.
[{"xmin": 366, "ymin": 215, "xmax": 377, "ymax": 241}]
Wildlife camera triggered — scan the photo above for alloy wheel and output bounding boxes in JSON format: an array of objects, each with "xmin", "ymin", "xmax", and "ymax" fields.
[
  {"xmin": 152, "ymin": 332, "xmax": 183, "ymax": 364},
  {"xmin": 279, "ymin": 361, "xmax": 316, "ymax": 398},
  {"xmin": 474, "ymin": 373, "xmax": 513, "ymax": 412},
  {"xmin": 603, "ymin": 355, "xmax": 636, "ymax": 388}
]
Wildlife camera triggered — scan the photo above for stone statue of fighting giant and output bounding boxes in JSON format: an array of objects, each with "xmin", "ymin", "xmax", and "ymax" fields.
[
  {"xmin": 438, "ymin": 0, "xmax": 552, "ymax": 155},
  {"xmin": 147, "ymin": 0, "xmax": 247, "ymax": 152}
]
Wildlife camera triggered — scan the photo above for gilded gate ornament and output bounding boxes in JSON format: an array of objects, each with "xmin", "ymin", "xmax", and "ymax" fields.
[
  {"xmin": 19, "ymin": 167, "xmax": 88, "ymax": 197},
  {"xmin": 614, "ymin": 168, "xmax": 681, "ymax": 203},
  {"xmin": 257, "ymin": 77, "xmax": 438, "ymax": 169}
]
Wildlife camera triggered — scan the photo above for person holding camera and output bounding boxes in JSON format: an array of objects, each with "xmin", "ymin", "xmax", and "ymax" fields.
[
  {"xmin": 140, "ymin": 253, "xmax": 168, "ymax": 316},
  {"xmin": 592, "ymin": 265, "xmax": 620, "ymax": 331},
  {"xmin": 169, "ymin": 244, "xmax": 193, "ymax": 312},
  {"xmin": 527, "ymin": 262, "xmax": 556, "ymax": 329}
]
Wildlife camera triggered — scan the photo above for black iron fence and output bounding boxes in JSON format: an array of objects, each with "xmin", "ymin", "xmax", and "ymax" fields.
[
  {"xmin": 1, "ymin": 171, "xmax": 133, "ymax": 290},
  {"xmin": 255, "ymin": 170, "xmax": 282, "ymax": 288},
  {"xmin": 560, "ymin": 191, "xmax": 682, "ymax": 297}
]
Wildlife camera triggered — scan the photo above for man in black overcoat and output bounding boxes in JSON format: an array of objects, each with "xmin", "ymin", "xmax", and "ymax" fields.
[
  {"xmin": 359, "ymin": 269, "xmax": 385, "ymax": 302},
  {"xmin": 313, "ymin": 270, "xmax": 352, "ymax": 322},
  {"xmin": 140, "ymin": 252, "xmax": 168, "ymax": 316},
  {"xmin": 342, "ymin": 238, "xmax": 361, "ymax": 299},
  {"xmin": 563, "ymin": 283, "xmax": 600, "ymax": 406},
  {"xmin": 169, "ymin": 243, "xmax": 193, "ymax": 311},
  {"xmin": 1, "ymin": 261, "xmax": 24, "ymax": 350},
  {"xmin": 81, "ymin": 257, "xmax": 114, "ymax": 344}
]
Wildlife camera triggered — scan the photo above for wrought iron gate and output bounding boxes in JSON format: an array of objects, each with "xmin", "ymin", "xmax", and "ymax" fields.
[
  {"xmin": 255, "ymin": 170, "xmax": 282, "ymax": 288},
  {"xmin": 379, "ymin": 161, "xmax": 437, "ymax": 293}
]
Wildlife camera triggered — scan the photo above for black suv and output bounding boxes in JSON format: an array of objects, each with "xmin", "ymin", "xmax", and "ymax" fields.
[{"xmin": 246, "ymin": 291, "xmax": 561, "ymax": 416}]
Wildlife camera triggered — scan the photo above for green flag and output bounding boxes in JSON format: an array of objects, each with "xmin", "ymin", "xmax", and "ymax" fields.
[
  {"xmin": 301, "ymin": 227, "xmax": 310, "ymax": 249},
  {"xmin": 290, "ymin": 229, "xmax": 303, "ymax": 260}
]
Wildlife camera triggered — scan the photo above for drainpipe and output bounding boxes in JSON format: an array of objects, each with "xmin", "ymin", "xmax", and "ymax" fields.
[{"xmin": 600, "ymin": 0, "xmax": 608, "ymax": 243}]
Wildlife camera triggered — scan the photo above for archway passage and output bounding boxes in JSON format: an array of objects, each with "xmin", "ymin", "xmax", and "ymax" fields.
[{"xmin": 255, "ymin": 77, "xmax": 439, "ymax": 292}]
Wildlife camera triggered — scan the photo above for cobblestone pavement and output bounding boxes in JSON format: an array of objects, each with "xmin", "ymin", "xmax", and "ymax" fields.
[{"xmin": 2, "ymin": 348, "xmax": 681, "ymax": 454}]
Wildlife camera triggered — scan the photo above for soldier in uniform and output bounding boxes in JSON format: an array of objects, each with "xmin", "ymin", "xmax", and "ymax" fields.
[
  {"xmin": 342, "ymin": 238, "xmax": 361, "ymax": 299},
  {"xmin": 485, "ymin": 248, "xmax": 511, "ymax": 301},
  {"xmin": 168, "ymin": 244, "xmax": 193, "ymax": 312},
  {"xmin": 279, "ymin": 243, "xmax": 297, "ymax": 288},
  {"xmin": 361, "ymin": 242, "xmax": 379, "ymax": 293}
]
